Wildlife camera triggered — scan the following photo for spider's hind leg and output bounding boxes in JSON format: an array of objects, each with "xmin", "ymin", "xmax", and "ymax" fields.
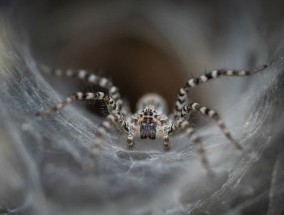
[
  {"xmin": 174, "ymin": 64, "xmax": 268, "ymax": 118},
  {"xmin": 36, "ymin": 92, "xmax": 94, "ymax": 117},
  {"xmin": 167, "ymin": 120, "xmax": 212, "ymax": 173},
  {"xmin": 39, "ymin": 64, "xmax": 124, "ymax": 111},
  {"xmin": 88, "ymin": 113, "xmax": 118, "ymax": 170},
  {"xmin": 36, "ymin": 91, "xmax": 130, "ymax": 169},
  {"xmin": 183, "ymin": 102, "xmax": 242, "ymax": 149},
  {"xmin": 91, "ymin": 114, "xmax": 116, "ymax": 159}
]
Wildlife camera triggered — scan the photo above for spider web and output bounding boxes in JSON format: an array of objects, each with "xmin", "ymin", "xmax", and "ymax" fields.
[{"xmin": 1, "ymin": 1, "xmax": 284, "ymax": 215}]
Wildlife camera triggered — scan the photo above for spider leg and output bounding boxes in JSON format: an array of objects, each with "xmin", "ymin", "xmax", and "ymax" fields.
[
  {"xmin": 181, "ymin": 102, "xmax": 242, "ymax": 149},
  {"xmin": 36, "ymin": 91, "xmax": 130, "ymax": 169},
  {"xmin": 91, "ymin": 114, "xmax": 118, "ymax": 158},
  {"xmin": 88, "ymin": 114, "xmax": 116, "ymax": 170},
  {"xmin": 39, "ymin": 65, "xmax": 124, "ymax": 111},
  {"xmin": 36, "ymin": 92, "xmax": 127, "ymax": 142},
  {"xmin": 92, "ymin": 112, "xmax": 134, "ymax": 153},
  {"xmin": 174, "ymin": 64, "xmax": 268, "ymax": 118},
  {"xmin": 36, "ymin": 92, "xmax": 121, "ymax": 117},
  {"xmin": 89, "ymin": 113, "xmax": 130, "ymax": 167},
  {"xmin": 37, "ymin": 91, "xmax": 129, "ymax": 149},
  {"xmin": 162, "ymin": 133, "xmax": 170, "ymax": 150},
  {"xmin": 166, "ymin": 119, "xmax": 211, "ymax": 172},
  {"xmin": 127, "ymin": 133, "xmax": 135, "ymax": 149}
]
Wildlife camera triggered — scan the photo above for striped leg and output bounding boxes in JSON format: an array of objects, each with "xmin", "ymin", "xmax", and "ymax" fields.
[
  {"xmin": 37, "ymin": 91, "xmax": 130, "ymax": 146},
  {"xmin": 127, "ymin": 134, "xmax": 134, "ymax": 149},
  {"xmin": 174, "ymin": 64, "xmax": 268, "ymax": 118},
  {"xmin": 37, "ymin": 92, "xmax": 130, "ymax": 169},
  {"xmin": 162, "ymin": 117, "xmax": 186, "ymax": 151},
  {"xmin": 37, "ymin": 92, "xmax": 122, "ymax": 117},
  {"xmin": 39, "ymin": 65, "xmax": 124, "ymax": 110},
  {"xmin": 167, "ymin": 120, "xmax": 211, "ymax": 172},
  {"xmin": 180, "ymin": 102, "xmax": 242, "ymax": 149},
  {"xmin": 163, "ymin": 132, "xmax": 170, "ymax": 151},
  {"xmin": 88, "ymin": 112, "xmax": 131, "ymax": 170},
  {"xmin": 90, "ymin": 114, "xmax": 118, "ymax": 168},
  {"xmin": 90, "ymin": 114, "xmax": 114, "ymax": 158},
  {"xmin": 93, "ymin": 114, "xmax": 117, "ymax": 149}
]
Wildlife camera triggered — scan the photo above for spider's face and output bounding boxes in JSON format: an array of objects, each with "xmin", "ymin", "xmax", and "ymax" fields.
[{"xmin": 139, "ymin": 108, "xmax": 157, "ymax": 139}]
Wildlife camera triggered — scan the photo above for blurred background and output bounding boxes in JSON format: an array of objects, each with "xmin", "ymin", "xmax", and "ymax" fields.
[{"xmin": 0, "ymin": 0, "xmax": 284, "ymax": 214}]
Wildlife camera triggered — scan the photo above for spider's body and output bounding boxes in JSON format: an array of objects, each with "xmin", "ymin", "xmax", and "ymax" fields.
[
  {"xmin": 134, "ymin": 94, "xmax": 168, "ymax": 140},
  {"xmin": 37, "ymin": 64, "xmax": 268, "ymax": 170},
  {"xmin": 138, "ymin": 108, "xmax": 158, "ymax": 140}
]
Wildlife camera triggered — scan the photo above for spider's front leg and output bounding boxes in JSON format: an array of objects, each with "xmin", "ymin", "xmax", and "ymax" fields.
[
  {"xmin": 161, "ymin": 121, "xmax": 174, "ymax": 150},
  {"xmin": 126, "ymin": 124, "xmax": 135, "ymax": 149},
  {"xmin": 162, "ymin": 131, "xmax": 170, "ymax": 151},
  {"xmin": 92, "ymin": 113, "xmax": 135, "ymax": 156}
]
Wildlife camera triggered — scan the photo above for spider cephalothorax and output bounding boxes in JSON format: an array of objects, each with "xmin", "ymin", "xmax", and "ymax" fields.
[
  {"xmin": 37, "ymin": 64, "xmax": 268, "ymax": 171},
  {"xmin": 133, "ymin": 94, "xmax": 168, "ymax": 141}
]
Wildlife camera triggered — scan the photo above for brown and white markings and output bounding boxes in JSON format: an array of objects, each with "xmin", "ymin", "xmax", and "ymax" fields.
[{"xmin": 37, "ymin": 64, "xmax": 268, "ymax": 171}]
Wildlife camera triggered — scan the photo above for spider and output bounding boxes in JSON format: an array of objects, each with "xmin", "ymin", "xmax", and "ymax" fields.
[{"xmin": 37, "ymin": 64, "xmax": 268, "ymax": 170}]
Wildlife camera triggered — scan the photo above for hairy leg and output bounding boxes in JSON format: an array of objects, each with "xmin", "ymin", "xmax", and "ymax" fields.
[
  {"xmin": 174, "ymin": 64, "xmax": 268, "ymax": 118},
  {"xmin": 180, "ymin": 102, "xmax": 242, "ymax": 149},
  {"xmin": 166, "ymin": 120, "xmax": 212, "ymax": 172},
  {"xmin": 39, "ymin": 65, "xmax": 124, "ymax": 110},
  {"xmin": 37, "ymin": 92, "xmax": 122, "ymax": 117}
]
